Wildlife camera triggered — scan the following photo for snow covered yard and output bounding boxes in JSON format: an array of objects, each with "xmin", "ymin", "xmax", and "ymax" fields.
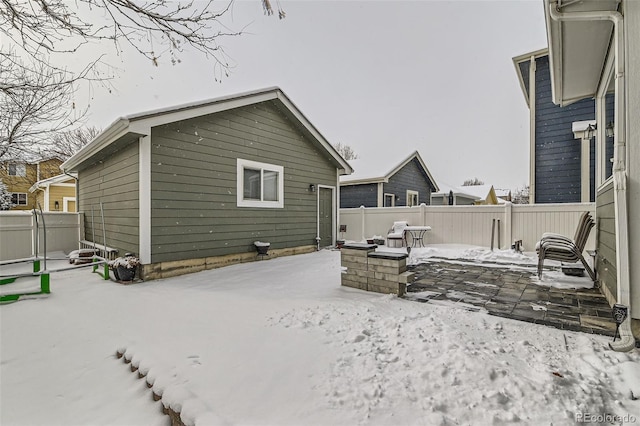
[{"xmin": 1, "ymin": 247, "xmax": 639, "ymax": 426}]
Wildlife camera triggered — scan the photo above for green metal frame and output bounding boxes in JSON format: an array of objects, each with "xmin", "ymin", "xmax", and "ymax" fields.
[
  {"xmin": 0, "ymin": 272, "xmax": 50, "ymax": 304},
  {"xmin": 92, "ymin": 257, "xmax": 111, "ymax": 280}
]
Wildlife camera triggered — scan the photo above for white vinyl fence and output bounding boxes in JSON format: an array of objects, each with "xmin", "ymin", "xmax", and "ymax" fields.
[
  {"xmin": 0, "ymin": 211, "xmax": 83, "ymax": 261},
  {"xmin": 339, "ymin": 203, "xmax": 596, "ymax": 252}
]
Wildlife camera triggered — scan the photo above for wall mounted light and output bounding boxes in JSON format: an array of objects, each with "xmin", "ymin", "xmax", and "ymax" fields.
[
  {"xmin": 54, "ymin": 201, "xmax": 60, "ymax": 210},
  {"xmin": 309, "ymin": 184, "xmax": 316, "ymax": 192},
  {"xmin": 572, "ymin": 120, "xmax": 597, "ymax": 140},
  {"xmin": 606, "ymin": 121, "xmax": 615, "ymax": 138}
]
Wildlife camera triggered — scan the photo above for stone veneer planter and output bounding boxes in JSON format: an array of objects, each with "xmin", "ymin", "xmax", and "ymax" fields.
[{"xmin": 340, "ymin": 244, "xmax": 414, "ymax": 296}]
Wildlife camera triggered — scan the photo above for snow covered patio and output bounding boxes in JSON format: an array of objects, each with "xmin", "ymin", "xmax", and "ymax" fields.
[
  {"xmin": 405, "ymin": 248, "xmax": 617, "ymax": 336},
  {"xmin": 1, "ymin": 246, "xmax": 639, "ymax": 425}
]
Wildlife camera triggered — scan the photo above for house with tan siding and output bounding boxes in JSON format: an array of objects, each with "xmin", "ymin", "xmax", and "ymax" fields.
[
  {"xmin": 0, "ymin": 157, "xmax": 64, "ymax": 210},
  {"xmin": 29, "ymin": 174, "xmax": 77, "ymax": 212},
  {"xmin": 62, "ymin": 87, "xmax": 353, "ymax": 280}
]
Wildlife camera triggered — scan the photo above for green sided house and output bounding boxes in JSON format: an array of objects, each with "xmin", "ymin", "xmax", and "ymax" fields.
[{"xmin": 62, "ymin": 87, "xmax": 353, "ymax": 279}]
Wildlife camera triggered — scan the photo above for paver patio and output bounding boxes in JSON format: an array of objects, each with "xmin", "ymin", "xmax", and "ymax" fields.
[{"xmin": 405, "ymin": 259, "xmax": 617, "ymax": 336}]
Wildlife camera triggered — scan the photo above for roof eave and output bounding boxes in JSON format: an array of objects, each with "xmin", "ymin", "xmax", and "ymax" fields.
[
  {"xmin": 512, "ymin": 48, "xmax": 549, "ymax": 106},
  {"xmin": 62, "ymin": 87, "xmax": 353, "ymax": 176},
  {"xmin": 544, "ymin": 0, "xmax": 619, "ymax": 106},
  {"xmin": 61, "ymin": 118, "xmax": 131, "ymax": 172},
  {"xmin": 340, "ymin": 177, "xmax": 387, "ymax": 186}
]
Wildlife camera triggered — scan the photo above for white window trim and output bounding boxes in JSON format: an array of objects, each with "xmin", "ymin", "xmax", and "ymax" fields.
[
  {"xmin": 237, "ymin": 158, "xmax": 284, "ymax": 208},
  {"xmin": 63, "ymin": 197, "xmax": 76, "ymax": 212},
  {"xmin": 406, "ymin": 190, "xmax": 419, "ymax": 207},
  {"xmin": 384, "ymin": 193, "xmax": 395, "ymax": 207},
  {"xmin": 12, "ymin": 192, "xmax": 28, "ymax": 205}
]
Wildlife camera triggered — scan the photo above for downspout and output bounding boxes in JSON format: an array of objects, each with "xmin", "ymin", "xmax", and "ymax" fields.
[
  {"xmin": 528, "ymin": 55, "xmax": 537, "ymax": 204},
  {"xmin": 549, "ymin": 1, "xmax": 634, "ymax": 351}
]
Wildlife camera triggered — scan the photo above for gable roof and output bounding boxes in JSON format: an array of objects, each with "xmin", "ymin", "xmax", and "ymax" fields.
[
  {"xmin": 512, "ymin": 48, "xmax": 549, "ymax": 105},
  {"xmin": 339, "ymin": 151, "xmax": 439, "ymax": 192},
  {"xmin": 62, "ymin": 87, "xmax": 353, "ymax": 175},
  {"xmin": 28, "ymin": 173, "xmax": 77, "ymax": 193}
]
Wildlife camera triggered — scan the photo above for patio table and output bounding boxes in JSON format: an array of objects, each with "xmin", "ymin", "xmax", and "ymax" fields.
[{"xmin": 404, "ymin": 226, "xmax": 432, "ymax": 248}]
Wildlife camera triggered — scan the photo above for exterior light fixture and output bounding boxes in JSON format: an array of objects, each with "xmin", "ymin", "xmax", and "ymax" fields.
[
  {"xmin": 309, "ymin": 184, "xmax": 316, "ymax": 192},
  {"xmin": 606, "ymin": 121, "xmax": 615, "ymax": 138},
  {"xmin": 54, "ymin": 201, "xmax": 60, "ymax": 210}
]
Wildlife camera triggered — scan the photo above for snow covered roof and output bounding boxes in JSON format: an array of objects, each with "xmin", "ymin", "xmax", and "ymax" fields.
[
  {"xmin": 431, "ymin": 183, "xmax": 482, "ymax": 200},
  {"xmin": 432, "ymin": 184, "xmax": 507, "ymax": 204},
  {"xmin": 62, "ymin": 87, "xmax": 353, "ymax": 175},
  {"xmin": 494, "ymin": 188, "xmax": 512, "ymax": 199},
  {"xmin": 339, "ymin": 151, "xmax": 438, "ymax": 192}
]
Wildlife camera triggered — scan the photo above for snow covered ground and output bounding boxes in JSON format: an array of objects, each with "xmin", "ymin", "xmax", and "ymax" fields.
[{"xmin": 1, "ymin": 246, "xmax": 639, "ymax": 426}]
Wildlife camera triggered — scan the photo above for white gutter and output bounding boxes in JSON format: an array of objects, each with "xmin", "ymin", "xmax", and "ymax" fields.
[{"xmin": 549, "ymin": 1, "xmax": 634, "ymax": 351}]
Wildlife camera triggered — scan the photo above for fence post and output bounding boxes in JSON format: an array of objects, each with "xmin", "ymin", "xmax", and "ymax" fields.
[
  {"xmin": 504, "ymin": 202, "xmax": 512, "ymax": 249},
  {"xmin": 420, "ymin": 203, "xmax": 426, "ymax": 226},
  {"xmin": 31, "ymin": 211, "xmax": 36, "ymax": 258},
  {"xmin": 359, "ymin": 205, "xmax": 366, "ymax": 242}
]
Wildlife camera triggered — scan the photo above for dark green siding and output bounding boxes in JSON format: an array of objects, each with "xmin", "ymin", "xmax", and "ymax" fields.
[
  {"xmin": 78, "ymin": 140, "xmax": 140, "ymax": 256},
  {"xmin": 150, "ymin": 100, "xmax": 337, "ymax": 263},
  {"xmin": 596, "ymin": 180, "xmax": 617, "ymax": 300}
]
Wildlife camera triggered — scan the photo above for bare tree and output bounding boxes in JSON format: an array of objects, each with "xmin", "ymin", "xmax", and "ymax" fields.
[
  {"xmin": 333, "ymin": 142, "xmax": 358, "ymax": 161},
  {"xmin": 45, "ymin": 127, "xmax": 101, "ymax": 160},
  {"xmin": 0, "ymin": 0, "xmax": 283, "ymax": 160},
  {"xmin": 0, "ymin": 54, "xmax": 90, "ymax": 160},
  {"xmin": 462, "ymin": 177, "xmax": 485, "ymax": 186},
  {"xmin": 512, "ymin": 185, "xmax": 530, "ymax": 204}
]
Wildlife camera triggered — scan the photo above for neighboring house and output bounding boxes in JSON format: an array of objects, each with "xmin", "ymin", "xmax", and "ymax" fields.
[
  {"xmin": 339, "ymin": 151, "xmax": 438, "ymax": 208},
  {"xmin": 431, "ymin": 184, "xmax": 505, "ymax": 205},
  {"xmin": 0, "ymin": 157, "xmax": 64, "ymax": 210},
  {"xmin": 513, "ymin": 48, "xmax": 614, "ymax": 204},
  {"xmin": 542, "ymin": 0, "xmax": 639, "ymax": 345},
  {"xmin": 494, "ymin": 188, "xmax": 512, "ymax": 202},
  {"xmin": 61, "ymin": 87, "xmax": 353, "ymax": 280},
  {"xmin": 29, "ymin": 174, "xmax": 77, "ymax": 212}
]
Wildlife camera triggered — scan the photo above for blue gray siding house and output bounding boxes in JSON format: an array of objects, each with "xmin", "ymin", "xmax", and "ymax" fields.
[
  {"xmin": 340, "ymin": 151, "xmax": 438, "ymax": 208},
  {"xmin": 513, "ymin": 48, "xmax": 614, "ymax": 203}
]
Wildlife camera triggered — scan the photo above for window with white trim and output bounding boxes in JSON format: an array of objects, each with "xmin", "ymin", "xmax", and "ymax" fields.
[
  {"xmin": 383, "ymin": 193, "xmax": 395, "ymax": 207},
  {"xmin": 407, "ymin": 190, "xmax": 419, "ymax": 207},
  {"xmin": 237, "ymin": 159, "xmax": 284, "ymax": 208},
  {"xmin": 11, "ymin": 193, "xmax": 27, "ymax": 206},
  {"xmin": 8, "ymin": 163, "xmax": 26, "ymax": 177}
]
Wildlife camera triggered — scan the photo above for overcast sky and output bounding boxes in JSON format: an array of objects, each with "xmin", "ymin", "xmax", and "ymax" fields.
[{"xmin": 77, "ymin": 0, "xmax": 548, "ymax": 192}]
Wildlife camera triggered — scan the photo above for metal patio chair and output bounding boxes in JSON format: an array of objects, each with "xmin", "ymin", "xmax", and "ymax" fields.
[
  {"xmin": 536, "ymin": 211, "xmax": 596, "ymax": 281},
  {"xmin": 387, "ymin": 221, "xmax": 409, "ymax": 248}
]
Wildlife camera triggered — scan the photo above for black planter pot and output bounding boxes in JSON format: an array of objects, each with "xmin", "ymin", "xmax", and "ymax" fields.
[
  {"xmin": 255, "ymin": 244, "xmax": 270, "ymax": 255},
  {"xmin": 116, "ymin": 266, "xmax": 137, "ymax": 281}
]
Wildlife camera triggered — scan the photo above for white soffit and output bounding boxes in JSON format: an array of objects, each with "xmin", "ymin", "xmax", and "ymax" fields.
[{"xmin": 545, "ymin": 0, "xmax": 619, "ymax": 106}]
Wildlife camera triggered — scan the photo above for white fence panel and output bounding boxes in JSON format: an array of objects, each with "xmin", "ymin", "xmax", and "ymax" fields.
[
  {"xmin": 511, "ymin": 203, "xmax": 596, "ymax": 251},
  {"xmin": 0, "ymin": 212, "xmax": 33, "ymax": 261},
  {"xmin": 0, "ymin": 211, "xmax": 82, "ymax": 261},
  {"xmin": 340, "ymin": 203, "xmax": 596, "ymax": 252}
]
